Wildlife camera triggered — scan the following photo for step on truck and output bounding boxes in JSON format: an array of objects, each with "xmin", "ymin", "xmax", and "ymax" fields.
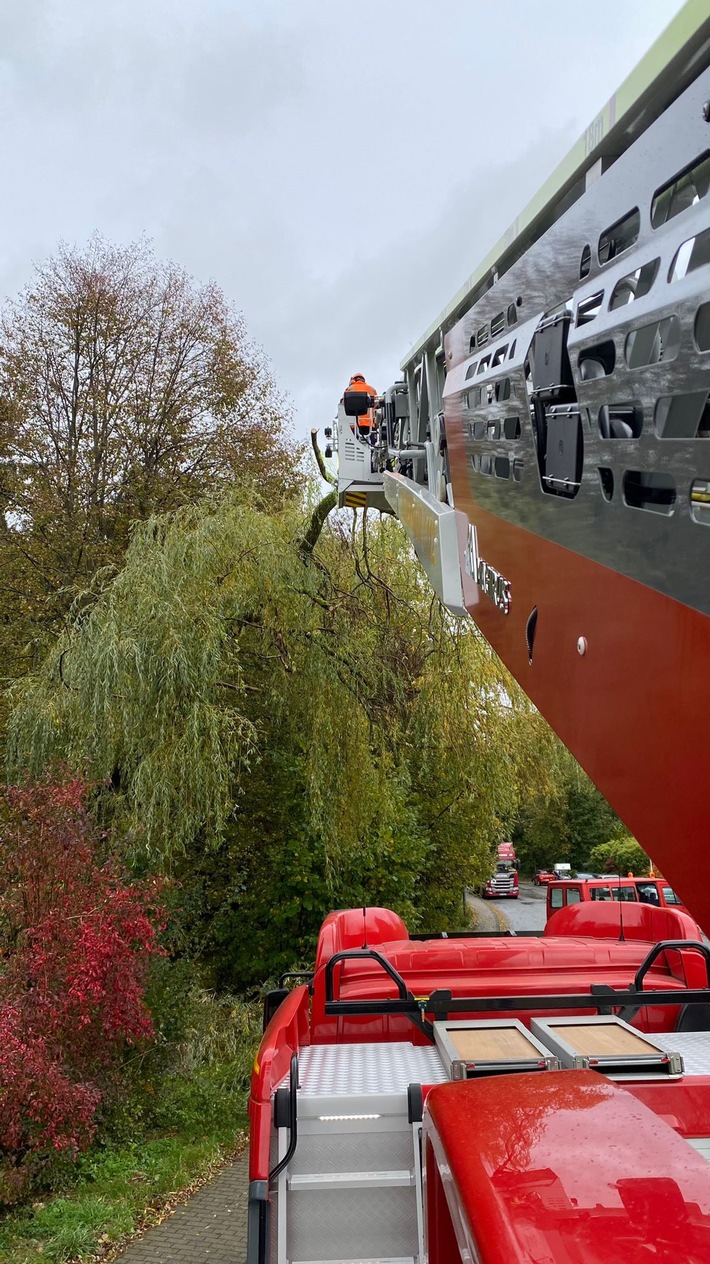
[{"xmin": 247, "ymin": 5, "xmax": 710, "ymax": 1261}]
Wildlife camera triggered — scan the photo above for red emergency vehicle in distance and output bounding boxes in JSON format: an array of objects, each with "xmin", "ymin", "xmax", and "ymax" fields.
[
  {"xmin": 547, "ymin": 876, "xmax": 689, "ymax": 921},
  {"xmin": 534, "ymin": 868, "xmax": 556, "ymax": 886},
  {"xmin": 482, "ymin": 842, "xmax": 519, "ymax": 898}
]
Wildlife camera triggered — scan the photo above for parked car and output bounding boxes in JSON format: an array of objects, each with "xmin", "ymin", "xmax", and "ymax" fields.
[
  {"xmin": 574, "ymin": 872, "xmax": 596, "ymax": 880},
  {"xmin": 533, "ymin": 869, "xmax": 555, "ymax": 886}
]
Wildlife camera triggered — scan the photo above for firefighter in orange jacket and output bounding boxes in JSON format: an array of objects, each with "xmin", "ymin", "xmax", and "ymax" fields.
[{"xmin": 346, "ymin": 373, "xmax": 377, "ymax": 438}]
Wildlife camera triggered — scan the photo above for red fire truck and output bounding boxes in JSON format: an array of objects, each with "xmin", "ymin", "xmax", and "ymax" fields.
[
  {"xmin": 247, "ymin": 6, "xmax": 710, "ymax": 1261},
  {"xmin": 482, "ymin": 842, "xmax": 519, "ymax": 898},
  {"xmin": 547, "ymin": 877, "xmax": 689, "ymax": 921}
]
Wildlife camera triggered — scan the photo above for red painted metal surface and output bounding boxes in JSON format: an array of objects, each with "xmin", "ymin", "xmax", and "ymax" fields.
[
  {"xmin": 424, "ymin": 1070, "xmax": 710, "ymax": 1264},
  {"xmin": 309, "ymin": 923, "xmax": 688, "ymax": 1042},
  {"xmin": 314, "ymin": 907, "xmax": 408, "ymax": 968},
  {"xmin": 426, "ymin": 1138, "xmax": 464, "ymax": 1264},
  {"xmin": 248, "ymin": 984, "xmax": 310, "ymax": 1180},
  {"xmin": 544, "ymin": 901, "xmax": 702, "ymax": 943},
  {"xmin": 627, "ymin": 1079, "xmax": 710, "ymax": 1137},
  {"xmin": 447, "ymin": 419, "xmax": 710, "ymax": 933},
  {"xmin": 310, "ymin": 907, "xmax": 410, "ymax": 1042}
]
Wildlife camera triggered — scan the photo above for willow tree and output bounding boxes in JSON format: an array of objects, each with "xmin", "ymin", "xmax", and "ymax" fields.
[
  {"xmin": 511, "ymin": 739, "xmax": 623, "ymax": 874},
  {"xmin": 8, "ymin": 488, "xmax": 555, "ymax": 985}
]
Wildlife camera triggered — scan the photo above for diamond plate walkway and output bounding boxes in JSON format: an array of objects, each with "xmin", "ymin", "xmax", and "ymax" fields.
[{"xmin": 115, "ymin": 1152, "xmax": 249, "ymax": 1264}]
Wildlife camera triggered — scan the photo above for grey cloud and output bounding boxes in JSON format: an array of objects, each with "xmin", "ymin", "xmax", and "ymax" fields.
[
  {"xmin": 1, "ymin": 0, "xmax": 306, "ymax": 141},
  {"xmin": 253, "ymin": 127, "xmax": 579, "ymax": 434},
  {"xmin": 0, "ymin": 0, "xmax": 687, "ymax": 449}
]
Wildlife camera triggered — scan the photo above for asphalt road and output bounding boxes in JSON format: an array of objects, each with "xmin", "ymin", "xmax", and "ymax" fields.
[{"xmin": 468, "ymin": 880, "xmax": 548, "ymax": 933}]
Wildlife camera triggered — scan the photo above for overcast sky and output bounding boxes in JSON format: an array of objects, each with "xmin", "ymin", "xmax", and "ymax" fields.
[{"xmin": 1, "ymin": 0, "xmax": 686, "ymax": 443}]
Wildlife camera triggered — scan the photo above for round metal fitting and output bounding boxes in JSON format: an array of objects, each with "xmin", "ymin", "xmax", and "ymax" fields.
[{"xmin": 577, "ymin": 636, "xmax": 587, "ymax": 656}]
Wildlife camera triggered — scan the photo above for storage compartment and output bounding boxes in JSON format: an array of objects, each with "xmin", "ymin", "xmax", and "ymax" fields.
[
  {"xmin": 433, "ymin": 1019, "xmax": 559, "ymax": 1080},
  {"xmin": 530, "ymin": 1016, "xmax": 684, "ymax": 1079}
]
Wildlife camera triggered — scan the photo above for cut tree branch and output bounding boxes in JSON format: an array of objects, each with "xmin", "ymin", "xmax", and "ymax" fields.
[
  {"xmin": 299, "ymin": 490, "xmax": 337, "ymax": 558},
  {"xmin": 310, "ymin": 428, "xmax": 336, "ymax": 485}
]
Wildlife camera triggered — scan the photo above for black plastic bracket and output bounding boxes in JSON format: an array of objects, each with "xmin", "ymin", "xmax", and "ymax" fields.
[
  {"xmin": 263, "ymin": 989, "xmax": 289, "ymax": 1033},
  {"xmin": 589, "ymin": 983, "xmax": 617, "ymax": 1016},
  {"xmin": 408, "ymin": 1082, "xmax": 424, "ymax": 1124}
]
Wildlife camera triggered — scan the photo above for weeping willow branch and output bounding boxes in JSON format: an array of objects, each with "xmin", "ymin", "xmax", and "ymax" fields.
[{"xmin": 6, "ymin": 481, "xmax": 551, "ymax": 917}]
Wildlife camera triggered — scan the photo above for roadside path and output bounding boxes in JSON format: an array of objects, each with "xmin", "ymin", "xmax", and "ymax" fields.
[
  {"xmin": 467, "ymin": 882, "xmax": 548, "ymax": 934},
  {"xmin": 115, "ymin": 1153, "xmax": 249, "ymax": 1264},
  {"xmin": 466, "ymin": 889, "xmax": 509, "ymax": 931}
]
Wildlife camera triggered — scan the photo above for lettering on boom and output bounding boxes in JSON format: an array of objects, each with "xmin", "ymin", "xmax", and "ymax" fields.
[
  {"xmin": 583, "ymin": 108, "xmax": 607, "ymax": 157},
  {"xmin": 465, "ymin": 523, "xmax": 511, "ymax": 615}
]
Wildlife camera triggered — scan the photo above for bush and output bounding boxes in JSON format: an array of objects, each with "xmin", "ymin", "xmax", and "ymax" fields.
[
  {"xmin": 0, "ymin": 776, "xmax": 164, "ymax": 1201},
  {"xmin": 100, "ymin": 964, "xmax": 261, "ymax": 1146},
  {"xmin": 588, "ymin": 836, "xmax": 650, "ymax": 876}
]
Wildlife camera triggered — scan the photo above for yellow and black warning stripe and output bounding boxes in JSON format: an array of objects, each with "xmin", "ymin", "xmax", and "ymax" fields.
[{"xmin": 343, "ymin": 490, "xmax": 368, "ymax": 508}]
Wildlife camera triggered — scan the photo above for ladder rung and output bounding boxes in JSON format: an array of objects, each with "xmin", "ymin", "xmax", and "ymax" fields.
[{"xmin": 288, "ymin": 1169, "xmax": 413, "ymax": 1192}]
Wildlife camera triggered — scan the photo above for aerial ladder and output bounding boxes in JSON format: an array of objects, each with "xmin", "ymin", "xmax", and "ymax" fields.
[
  {"xmin": 333, "ymin": 0, "xmax": 710, "ymax": 936},
  {"xmin": 247, "ymin": 6, "xmax": 710, "ymax": 1263}
]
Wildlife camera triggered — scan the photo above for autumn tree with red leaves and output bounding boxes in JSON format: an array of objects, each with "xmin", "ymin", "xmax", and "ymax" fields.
[{"xmin": 0, "ymin": 775, "xmax": 163, "ymax": 1200}]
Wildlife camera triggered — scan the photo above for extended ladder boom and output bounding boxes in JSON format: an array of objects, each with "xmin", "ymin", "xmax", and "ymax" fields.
[{"xmin": 332, "ymin": 0, "xmax": 710, "ymax": 931}]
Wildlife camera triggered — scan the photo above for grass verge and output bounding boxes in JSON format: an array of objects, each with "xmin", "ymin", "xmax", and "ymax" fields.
[
  {"xmin": 0, "ymin": 985, "xmax": 262, "ymax": 1262},
  {"xmin": 0, "ymin": 1089, "xmax": 247, "ymax": 1264}
]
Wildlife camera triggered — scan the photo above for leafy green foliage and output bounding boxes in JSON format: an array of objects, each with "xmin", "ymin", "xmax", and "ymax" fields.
[
  {"xmin": 0, "ymin": 1125, "xmax": 246, "ymax": 1264},
  {"xmin": 8, "ymin": 494, "xmax": 553, "ymax": 985},
  {"xmin": 589, "ymin": 836, "xmax": 651, "ymax": 876},
  {"xmin": 0, "ymin": 973, "xmax": 258, "ymax": 1259},
  {"xmin": 0, "ymin": 237, "xmax": 301, "ymax": 743},
  {"xmin": 7, "ymin": 492, "xmax": 272, "ymax": 856},
  {"xmin": 512, "ymin": 742, "xmax": 623, "ymax": 874}
]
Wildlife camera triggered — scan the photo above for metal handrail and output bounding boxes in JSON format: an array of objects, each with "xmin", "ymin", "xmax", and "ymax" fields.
[
  {"xmin": 320, "ymin": 940, "xmax": 710, "ymax": 1029},
  {"xmin": 324, "ymin": 948, "xmax": 411, "ymax": 1003},
  {"xmin": 269, "ymin": 1053, "xmax": 298, "ymax": 1186},
  {"xmin": 278, "ymin": 970, "xmax": 314, "ymax": 988},
  {"xmin": 633, "ymin": 939, "xmax": 710, "ymax": 992},
  {"xmin": 324, "ymin": 985, "xmax": 710, "ymax": 1021}
]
